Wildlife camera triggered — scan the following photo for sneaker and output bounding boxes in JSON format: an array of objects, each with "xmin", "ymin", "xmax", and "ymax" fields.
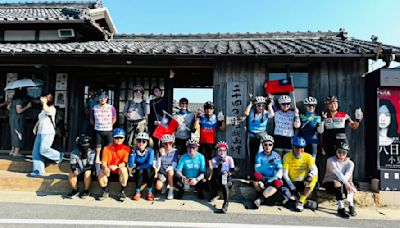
[
  {"xmin": 118, "ymin": 191, "xmax": 126, "ymax": 202},
  {"xmin": 132, "ymin": 192, "xmax": 141, "ymax": 201},
  {"xmin": 167, "ymin": 189, "xmax": 174, "ymax": 200},
  {"xmin": 66, "ymin": 190, "xmax": 79, "ymax": 199},
  {"xmin": 28, "ymin": 170, "xmax": 41, "ymax": 177},
  {"xmin": 161, "ymin": 187, "xmax": 167, "ymax": 195},
  {"xmin": 56, "ymin": 151, "xmax": 64, "ymax": 164},
  {"xmin": 349, "ymin": 206, "xmax": 357, "ymax": 217},
  {"xmin": 305, "ymin": 200, "xmax": 318, "ymax": 210},
  {"xmin": 221, "ymin": 201, "xmax": 229, "ymax": 213},
  {"xmin": 98, "ymin": 190, "xmax": 109, "ymax": 201},
  {"xmin": 146, "ymin": 192, "xmax": 155, "ymax": 201},
  {"xmin": 253, "ymin": 198, "xmax": 261, "ymax": 209},
  {"xmin": 338, "ymin": 208, "xmax": 350, "ymax": 218},
  {"xmin": 295, "ymin": 201, "xmax": 304, "ymax": 212},
  {"xmin": 80, "ymin": 190, "xmax": 90, "ymax": 199}
]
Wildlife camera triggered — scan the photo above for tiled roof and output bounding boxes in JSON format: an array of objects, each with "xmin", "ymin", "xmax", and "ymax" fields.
[
  {"xmin": 0, "ymin": 31, "xmax": 399, "ymax": 58},
  {"xmin": 0, "ymin": 2, "xmax": 98, "ymax": 22}
]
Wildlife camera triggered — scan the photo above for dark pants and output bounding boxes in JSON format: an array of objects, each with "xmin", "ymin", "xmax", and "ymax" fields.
[
  {"xmin": 323, "ymin": 182, "xmax": 347, "ymax": 201},
  {"xmin": 199, "ymin": 143, "xmax": 215, "ymax": 160},
  {"xmin": 134, "ymin": 168, "xmax": 155, "ymax": 190},
  {"xmin": 209, "ymin": 173, "xmax": 232, "ymax": 203},
  {"xmin": 174, "ymin": 174, "xmax": 206, "ymax": 199},
  {"xmin": 175, "ymin": 138, "xmax": 189, "ymax": 155},
  {"xmin": 248, "ymin": 137, "xmax": 260, "ymax": 175}
]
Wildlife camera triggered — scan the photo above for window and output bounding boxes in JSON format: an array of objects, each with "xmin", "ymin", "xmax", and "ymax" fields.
[{"xmin": 4, "ymin": 30, "xmax": 35, "ymax": 41}]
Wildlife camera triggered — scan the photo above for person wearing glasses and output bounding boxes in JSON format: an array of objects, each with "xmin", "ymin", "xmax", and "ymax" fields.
[
  {"xmin": 298, "ymin": 96, "xmax": 324, "ymax": 159},
  {"xmin": 195, "ymin": 101, "xmax": 225, "ymax": 176},
  {"xmin": 209, "ymin": 141, "xmax": 235, "ymax": 213},
  {"xmin": 252, "ymin": 135, "xmax": 291, "ymax": 209},
  {"xmin": 154, "ymin": 134, "xmax": 179, "ymax": 200},
  {"xmin": 174, "ymin": 98, "xmax": 196, "ymax": 155},
  {"xmin": 123, "ymin": 85, "xmax": 149, "ymax": 146},
  {"xmin": 90, "ymin": 90, "xmax": 117, "ymax": 175},
  {"xmin": 128, "ymin": 132, "xmax": 155, "ymax": 201},
  {"xmin": 148, "ymin": 86, "xmax": 168, "ymax": 151},
  {"xmin": 283, "ymin": 137, "xmax": 318, "ymax": 212},
  {"xmin": 175, "ymin": 137, "xmax": 206, "ymax": 199},
  {"xmin": 273, "ymin": 95, "xmax": 301, "ymax": 157},
  {"xmin": 323, "ymin": 142, "xmax": 357, "ymax": 218},
  {"xmin": 98, "ymin": 128, "xmax": 130, "ymax": 202},
  {"xmin": 244, "ymin": 94, "xmax": 274, "ymax": 175}
]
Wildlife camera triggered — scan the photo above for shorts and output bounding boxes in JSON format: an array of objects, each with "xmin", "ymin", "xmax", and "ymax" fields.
[
  {"xmin": 273, "ymin": 135, "xmax": 292, "ymax": 150},
  {"xmin": 199, "ymin": 143, "xmax": 215, "ymax": 160},
  {"xmin": 95, "ymin": 130, "xmax": 113, "ymax": 149},
  {"xmin": 293, "ymin": 176, "xmax": 318, "ymax": 192}
]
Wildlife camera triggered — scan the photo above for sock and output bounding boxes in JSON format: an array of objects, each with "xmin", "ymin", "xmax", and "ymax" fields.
[
  {"xmin": 121, "ymin": 186, "xmax": 126, "ymax": 192},
  {"xmin": 347, "ymin": 193, "xmax": 354, "ymax": 206},
  {"xmin": 102, "ymin": 187, "xmax": 107, "ymax": 192},
  {"xmin": 299, "ymin": 195, "xmax": 307, "ymax": 204},
  {"xmin": 148, "ymin": 187, "xmax": 153, "ymax": 193},
  {"xmin": 136, "ymin": 188, "xmax": 140, "ymax": 193},
  {"xmin": 338, "ymin": 200, "xmax": 344, "ymax": 209},
  {"xmin": 71, "ymin": 189, "xmax": 78, "ymax": 194}
]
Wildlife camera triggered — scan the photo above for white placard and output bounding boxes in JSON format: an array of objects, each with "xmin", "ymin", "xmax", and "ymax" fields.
[{"xmin": 56, "ymin": 73, "xmax": 68, "ymax": 90}]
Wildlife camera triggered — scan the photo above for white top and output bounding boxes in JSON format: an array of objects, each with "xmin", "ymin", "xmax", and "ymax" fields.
[
  {"xmin": 274, "ymin": 110, "xmax": 296, "ymax": 137},
  {"xmin": 37, "ymin": 106, "xmax": 56, "ymax": 134}
]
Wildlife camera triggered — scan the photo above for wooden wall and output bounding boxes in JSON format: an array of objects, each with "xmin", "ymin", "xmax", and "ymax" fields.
[{"xmin": 309, "ymin": 59, "xmax": 368, "ymax": 180}]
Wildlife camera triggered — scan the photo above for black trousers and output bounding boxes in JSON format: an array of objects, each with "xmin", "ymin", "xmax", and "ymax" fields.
[
  {"xmin": 209, "ymin": 173, "xmax": 232, "ymax": 203},
  {"xmin": 134, "ymin": 168, "xmax": 155, "ymax": 190},
  {"xmin": 323, "ymin": 181, "xmax": 347, "ymax": 201},
  {"xmin": 248, "ymin": 137, "xmax": 260, "ymax": 175}
]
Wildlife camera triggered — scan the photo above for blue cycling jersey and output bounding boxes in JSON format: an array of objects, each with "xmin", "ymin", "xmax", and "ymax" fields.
[
  {"xmin": 254, "ymin": 151, "xmax": 282, "ymax": 180},
  {"xmin": 177, "ymin": 152, "xmax": 206, "ymax": 179},
  {"xmin": 298, "ymin": 112, "xmax": 321, "ymax": 144},
  {"xmin": 128, "ymin": 147, "xmax": 154, "ymax": 169},
  {"xmin": 248, "ymin": 108, "xmax": 269, "ymax": 137}
]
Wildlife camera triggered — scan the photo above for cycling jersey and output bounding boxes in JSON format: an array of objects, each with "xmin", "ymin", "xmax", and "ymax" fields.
[
  {"xmin": 299, "ymin": 112, "xmax": 321, "ymax": 144},
  {"xmin": 324, "ymin": 112, "xmax": 350, "ymax": 136},
  {"xmin": 124, "ymin": 99, "xmax": 147, "ymax": 121},
  {"xmin": 91, "ymin": 104, "xmax": 117, "ymax": 131},
  {"xmin": 248, "ymin": 108, "xmax": 269, "ymax": 137},
  {"xmin": 283, "ymin": 152, "xmax": 315, "ymax": 182},
  {"xmin": 255, "ymin": 151, "xmax": 282, "ymax": 181},
  {"xmin": 174, "ymin": 110, "xmax": 195, "ymax": 140},
  {"xmin": 156, "ymin": 149, "xmax": 179, "ymax": 172},
  {"xmin": 177, "ymin": 152, "xmax": 206, "ymax": 179},
  {"xmin": 274, "ymin": 110, "xmax": 296, "ymax": 137},
  {"xmin": 211, "ymin": 155, "xmax": 235, "ymax": 173},
  {"xmin": 199, "ymin": 114, "xmax": 219, "ymax": 144},
  {"xmin": 129, "ymin": 147, "xmax": 155, "ymax": 170},
  {"xmin": 102, "ymin": 144, "xmax": 130, "ymax": 173}
]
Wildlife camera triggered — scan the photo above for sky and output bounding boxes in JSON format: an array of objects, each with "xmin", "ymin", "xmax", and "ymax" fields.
[{"xmin": 3, "ymin": 0, "xmax": 400, "ymax": 102}]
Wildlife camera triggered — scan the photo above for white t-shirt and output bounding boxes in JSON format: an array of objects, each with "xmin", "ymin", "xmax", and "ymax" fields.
[
  {"xmin": 37, "ymin": 106, "xmax": 56, "ymax": 134},
  {"xmin": 274, "ymin": 110, "xmax": 296, "ymax": 137}
]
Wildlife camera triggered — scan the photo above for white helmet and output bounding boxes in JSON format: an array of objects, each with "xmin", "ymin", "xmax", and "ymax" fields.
[
  {"xmin": 161, "ymin": 134, "xmax": 175, "ymax": 143},
  {"xmin": 136, "ymin": 132, "xmax": 149, "ymax": 141},
  {"xmin": 304, "ymin": 96, "xmax": 318, "ymax": 105},
  {"xmin": 254, "ymin": 96, "xmax": 266, "ymax": 104},
  {"xmin": 278, "ymin": 95, "xmax": 291, "ymax": 104},
  {"xmin": 186, "ymin": 137, "xmax": 200, "ymax": 146},
  {"xmin": 260, "ymin": 135, "xmax": 274, "ymax": 143}
]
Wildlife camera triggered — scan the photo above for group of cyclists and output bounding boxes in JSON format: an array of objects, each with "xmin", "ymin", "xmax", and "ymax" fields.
[{"xmin": 67, "ymin": 84, "xmax": 363, "ymax": 217}]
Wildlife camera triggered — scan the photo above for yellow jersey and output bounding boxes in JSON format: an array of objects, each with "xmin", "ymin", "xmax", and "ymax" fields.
[{"xmin": 282, "ymin": 152, "xmax": 315, "ymax": 182}]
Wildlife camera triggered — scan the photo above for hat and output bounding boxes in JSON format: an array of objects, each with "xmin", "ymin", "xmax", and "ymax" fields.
[{"xmin": 98, "ymin": 90, "xmax": 108, "ymax": 99}]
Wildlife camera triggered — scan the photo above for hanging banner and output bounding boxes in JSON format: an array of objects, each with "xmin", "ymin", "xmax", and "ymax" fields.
[
  {"xmin": 378, "ymin": 88, "xmax": 400, "ymax": 169},
  {"xmin": 226, "ymin": 82, "xmax": 247, "ymax": 159}
]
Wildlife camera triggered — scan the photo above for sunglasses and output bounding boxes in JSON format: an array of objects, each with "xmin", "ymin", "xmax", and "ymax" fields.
[
  {"xmin": 294, "ymin": 146, "xmax": 304, "ymax": 149},
  {"xmin": 281, "ymin": 103, "xmax": 290, "ymax": 106},
  {"xmin": 263, "ymin": 143, "xmax": 273, "ymax": 147},
  {"xmin": 217, "ymin": 149, "xmax": 227, "ymax": 152},
  {"xmin": 133, "ymin": 90, "xmax": 142, "ymax": 93},
  {"xmin": 136, "ymin": 139, "xmax": 147, "ymax": 144},
  {"xmin": 163, "ymin": 142, "xmax": 173, "ymax": 145},
  {"xmin": 337, "ymin": 149, "xmax": 348, "ymax": 154},
  {"xmin": 113, "ymin": 137, "xmax": 124, "ymax": 140},
  {"xmin": 205, "ymin": 107, "xmax": 214, "ymax": 110},
  {"xmin": 187, "ymin": 145, "xmax": 198, "ymax": 150},
  {"xmin": 256, "ymin": 104, "xmax": 265, "ymax": 107}
]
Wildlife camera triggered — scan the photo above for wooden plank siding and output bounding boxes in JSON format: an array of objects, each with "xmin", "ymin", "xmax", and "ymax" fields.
[{"xmin": 309, "ymin": 59, "xmax": 368, "ymax": 180}]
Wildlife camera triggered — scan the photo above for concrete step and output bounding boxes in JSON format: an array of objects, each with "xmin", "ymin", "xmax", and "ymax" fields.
[{"xmin": 0, "ymin": 155, "xmax": 69, "ymax": 174}]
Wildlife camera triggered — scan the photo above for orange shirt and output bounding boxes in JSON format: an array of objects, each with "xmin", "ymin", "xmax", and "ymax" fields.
[{"xmin": 102, "ymin": 144, "xmax": 130, "ymax": 173}]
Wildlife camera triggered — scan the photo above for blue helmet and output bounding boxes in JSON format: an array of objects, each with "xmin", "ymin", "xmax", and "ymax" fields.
[
  {"xmin": 291, "ymin": 136, "xmax": 306, "ymax": 147},
  {"xmin": 113, "ymin": 128, "xmax": 126, "ymax": 138}
]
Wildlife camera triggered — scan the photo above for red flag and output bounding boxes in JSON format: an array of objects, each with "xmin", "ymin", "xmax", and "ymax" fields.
[
  {"xmin": 152, "ymin": 118, "xmax": 179, "ymax": 139},
  {"xmin": 264, "ymin": 78, "xmax": 294, "ymax": 94}
]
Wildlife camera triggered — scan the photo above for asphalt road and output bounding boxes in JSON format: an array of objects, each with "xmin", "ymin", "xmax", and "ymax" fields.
[{"xmin": 0, "ymin": 203, "xmax": 397, "ymax": 228}]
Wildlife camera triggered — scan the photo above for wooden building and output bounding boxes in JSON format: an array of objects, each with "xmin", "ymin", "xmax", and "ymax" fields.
[{"xmin": 1, "ymin": 1, "xmax": 400, "ymax": 180}]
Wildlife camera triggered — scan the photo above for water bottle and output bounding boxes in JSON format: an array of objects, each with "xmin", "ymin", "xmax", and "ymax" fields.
[
  {"xmin": 128, "ymin": 153, "xmax": 135, "ymax": 168},
  {"xmin": 221, "ymin": 175, "xmax": 228, "ymax": 185},
  {"xmin": 184, "ymin": 179, "xmax": 190, "ymax": 191}
]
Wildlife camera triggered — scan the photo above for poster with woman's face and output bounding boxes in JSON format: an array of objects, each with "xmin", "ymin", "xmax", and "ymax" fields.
[{"xmin": 378, "ymin": 88, "xmax": 400, "ymax": 169}]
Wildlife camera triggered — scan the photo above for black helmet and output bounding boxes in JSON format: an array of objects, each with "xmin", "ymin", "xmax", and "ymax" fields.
[
  {"xmin": 76, "ymin": 134, "xmax": 91, "ymax": 146},
  {"xmin": 203, "ymin": 101, "xmax": 214, "ymax": 109},
  {"xmin": 325, "ymin": 95, "xmax": 339, "ymax": 104}
]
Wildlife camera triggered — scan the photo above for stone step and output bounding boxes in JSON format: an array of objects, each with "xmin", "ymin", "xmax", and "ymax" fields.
[{"xmin": 0, "ymin": 155, "xmax": 69, "ymax": 174}]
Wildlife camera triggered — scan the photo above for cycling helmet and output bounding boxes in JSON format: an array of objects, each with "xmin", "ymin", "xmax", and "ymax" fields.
[
  {"xmin": 113, "ymin": 128, "xmax": 126, "ymax": 138},
  {"xmin": 203, "ymin": 101, "xmax": 214, "ymax": 109},
  {"xmin": 260, "ymin": 135, "xmax": 274, "ymax": 143},
  {"xmin": 186, "ymin": 137, "xmax": 200, "ymax": 146},
  {"xmin": 76, "ymin": 134, "xmax": 91, "ymax": 146},
  {"xmin": 278, "ymin": 95, "xmax": 291, "ymax": 104},
  {"xmin": 133, "ymin": 85, "xmax": 144, "ymax": 93},
  {"xmin": 216, "ymin": 141, "xmax": 228, "ymax": 150},
  {"xmin": 337, "ymin": 142, "xmax": 350, "ymax": 153},
  {"xmin": 291, "ymin": 136, "xmax": 306, "ymax": 147},
  {"xmin": 254, "ymin": 96, "xmax": 266, "ymax": 105},
  {"xmin": 325, "ymin": 95, "xmax": 338, "ymax": 104},
  {"xmin": 161, "ymin": 134, "xmax": 175, "ymax": 143},
  {"xmin": 304, "ymin": 96, "xmax": 318, "ymax": 105},
  {"xmin": 136, "ymin": 132, "xmax": 150, "ymax": 141}
]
